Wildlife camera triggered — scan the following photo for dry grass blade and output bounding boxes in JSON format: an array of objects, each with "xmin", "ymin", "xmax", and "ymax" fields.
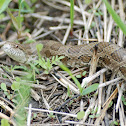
[{"xmin": 95, "ymin": 87, "xmax": 119, "ymax": 125}]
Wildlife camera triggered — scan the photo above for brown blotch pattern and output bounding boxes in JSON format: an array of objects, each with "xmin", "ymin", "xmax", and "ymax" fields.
[
  {"xmin": 100, "ymin": 55, "xmax": 111, "ymax": 66},
  {"xmin": 90, "ymin": 42, "xmax": 110, "ymax": 53},
  {"xmin": 50, "ymin": 43, "xmax": 61, "ymax": 51},
  {"xmin": 111, "ymin": 48, "xmax": 124, "ymax": 62},
  {"xmin": 60, "ymin": 55, "xmax": 70, "ymax": 65},
  {"xmin": 45, "ymin": 50, "xmax": 51, "ymax": 58},
  {"xmin": 119, "ymin": 67, "xmax": 126, "ymax": 77},
  {"xmin": 78, "ymin": 55, "xmax": 91, "ymax": 63}
]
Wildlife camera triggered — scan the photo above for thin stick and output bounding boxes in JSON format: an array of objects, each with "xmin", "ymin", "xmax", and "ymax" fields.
[
  {"xmin": 95, "ymin": 87, "xmax": 118, "ymax": 125},
  {"xmin": 27, "ymin": 104, "xmax": 32, "ymax": 126},
  {"xmin": 25, "ymin": 107, "xmax": 77, "ymax": 118},
  {"xmin": 98, "ymin": 77, "xmax": 122, "ymax": 88},
  {"xmin": 81, "ymin": 68, "xmax": 107, "ymax": 87},
  {"xmin": 103, "ymin": 3, "xmax": 107, "ymax": 41},
  {"xmin": 118, "ymin": 0, "xmax": 125, "ymax": 47},
  {"xmin": 62, "ymin": 24, "xmax": 71, "ymax": 45},
  {"xmin": 28, "ymin": 14, "xmax": 84, "ymax": 26},
  {"xmin": 106, "ymin": 0, "xmax": 115, "ymax": 42}
]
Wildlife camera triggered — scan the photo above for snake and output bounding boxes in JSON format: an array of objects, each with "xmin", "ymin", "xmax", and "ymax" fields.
[{"xmin": 2, "ymin": 40, "xmax": 126, "ymax": 79}]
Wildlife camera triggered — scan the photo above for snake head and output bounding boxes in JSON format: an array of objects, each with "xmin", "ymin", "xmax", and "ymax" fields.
[{"xmin": 2, "ymin": 42, "xmax": 28, "ymax": 63}]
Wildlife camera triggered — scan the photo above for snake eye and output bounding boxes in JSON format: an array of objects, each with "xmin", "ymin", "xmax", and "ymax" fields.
[{"xmin": 15, "ymin": 45, "xmax": 18, "ymax": 48}]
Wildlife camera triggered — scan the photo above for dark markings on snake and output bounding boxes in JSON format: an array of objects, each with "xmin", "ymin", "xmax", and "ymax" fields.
[
  {"xmin": 119, "ymin": 67, "xmax": 126, "ymax": 77},
  {"xmin": 90, "ymin": 42, "xmax": 110, "ymax": 53},
  {"xmin": 100, "ymin": 55, "xmax": 111, "ymax": 66},
  {"xmin": 50, "ymin": 43, "xmax": 61, "ymax": 51},
  {"xmin": 78, "ymin": 55, "xmax": 91, "ymax": 63},
  {"xmin": 111, "ymin": 48, "xmax": 125, "ymax": 62}
]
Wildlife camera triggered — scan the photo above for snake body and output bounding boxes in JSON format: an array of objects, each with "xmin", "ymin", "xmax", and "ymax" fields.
[{"xmin": 2, "ymin": 40, "xmax": 126, "ymax": 79}]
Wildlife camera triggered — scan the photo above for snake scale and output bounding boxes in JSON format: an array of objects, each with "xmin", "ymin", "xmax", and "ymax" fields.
[{"xmin": 2, "ymin": 40, "xmax": 126, "ymax": 79}]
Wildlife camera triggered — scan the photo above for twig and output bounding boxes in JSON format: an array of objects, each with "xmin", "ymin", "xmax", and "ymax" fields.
[
  {"xmin": 116, "ymin": 83, "xmax": 125, "ymax": 112},
  {"xmin": 27, "ymin": 104, "xmax": 32, "ymax": 126},
  {"xmin": 106, "ymin": 0, "xmax": 115, "ymax": 42},
  {"xmin": 65, "ymin": 120, "xmax": 94, "ymax": 125},
  {"xmin": 98, "ymin": 77, "xmax": 123, "ymax": 88},
  {"xmin": 118, "ymin": 0, "xmax": 125, "ymax": 47},
  {"xmin": 51, "ymin": 72, "xmax": 79, "ymax": 94},
  {"xmin": 62, "ymin": 24, "xmax": 71, "ymax": 45},
  {"xmin": 97, "ymin": 73, "xmax": 104, "ymax": 114},
  {"xmin": 81, "ymin": 68, "xmax": 107, "ymax": 87},
  {"xmin": 25, "ymin": 107, "xmax": 77, "ymax": 118},
  {"xmin": 103, "ymin": 3, "xmax": 107, "ymax": 41},
  {"xmin": 27, "ymin": 13, "xmax": 84, "ymax": 26}
]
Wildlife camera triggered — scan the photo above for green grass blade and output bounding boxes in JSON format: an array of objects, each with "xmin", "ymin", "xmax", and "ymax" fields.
[
  {"xmin": 82, "ymin": 83, "xmax": 98, "ymax": 96},
  {"xmin": 70, "ymin": 0, "xmax": 74, "ymax": 30},
  {"xmin": 60, "ymin": 63, "xmax": 82, "ymax": 93},
  {"xmin": 0, "ymin": 0, "xmax": 11, "ymax": 14},
  {"xmin": 102, "ymin": 0, "xmax": 126, "ymax": 35}
]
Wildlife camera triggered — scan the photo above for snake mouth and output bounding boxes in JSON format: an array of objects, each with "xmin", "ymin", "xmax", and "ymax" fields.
[{"xmin": 2, "ymin": 43, "xmax": 27, "ymax": 63}]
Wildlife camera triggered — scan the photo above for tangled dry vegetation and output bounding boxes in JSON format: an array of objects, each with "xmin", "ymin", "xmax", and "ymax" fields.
[{"xmin": 0, "ymin": 0, "xmax": 126, "ymax": 125}]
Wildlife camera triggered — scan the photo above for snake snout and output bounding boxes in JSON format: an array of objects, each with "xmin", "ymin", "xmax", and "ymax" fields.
[
  {"xmin": 2, "ymin": 43, "xmax": 27, "ymax": 63},
  {"xmin": 2, "ymin": 43, "xmax": 11, "ymax": 50}
]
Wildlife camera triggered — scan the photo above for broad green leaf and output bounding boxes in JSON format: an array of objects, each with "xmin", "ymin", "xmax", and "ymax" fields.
[
  {"xmin": 76, "ymin": 71, "xmax": 87, "ymax": 78},
  {"xmin": 76, "ymin": 74, "xmax": 82, "ymax": 78},
  {"xmin": 82, "ymin": 83, "xmax": 98, "ymax": 95},
  {"xmin": 77, "ymin": 111, "xmax": 85, "ymax": 119},
  {"xmin": 11, "ymin": 81, "xmax": 20, "ymax": 90},
  {"xmin": 82, "ymin": 71, "xmax": 87, "ymax": 76},
  {"xmin": 113, "ymin": 121, "xmax": 119, "ymax": 125},
  {"xmin": 0, "ymin": 0, "xmax": 11, "ymax": 14},
  {"xmin": 1, "ymin": 83, "xmax": 7, "ymax": 91},
  {"xmin": 1, "ymin": 119, "xmax": 10, "ymax": 126},
  {"xmin": 102, "ymin": 0, "xmax": 126, "ymax": 35},
  {"xmin": 89, "ymin": 115, "xmax": 95, "ymax": 118}
]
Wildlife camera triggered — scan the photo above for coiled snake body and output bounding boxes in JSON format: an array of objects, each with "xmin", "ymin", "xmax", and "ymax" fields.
[{"xmin": 2, "ymin": 40, "xmax": 126, "ymax": 79}]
